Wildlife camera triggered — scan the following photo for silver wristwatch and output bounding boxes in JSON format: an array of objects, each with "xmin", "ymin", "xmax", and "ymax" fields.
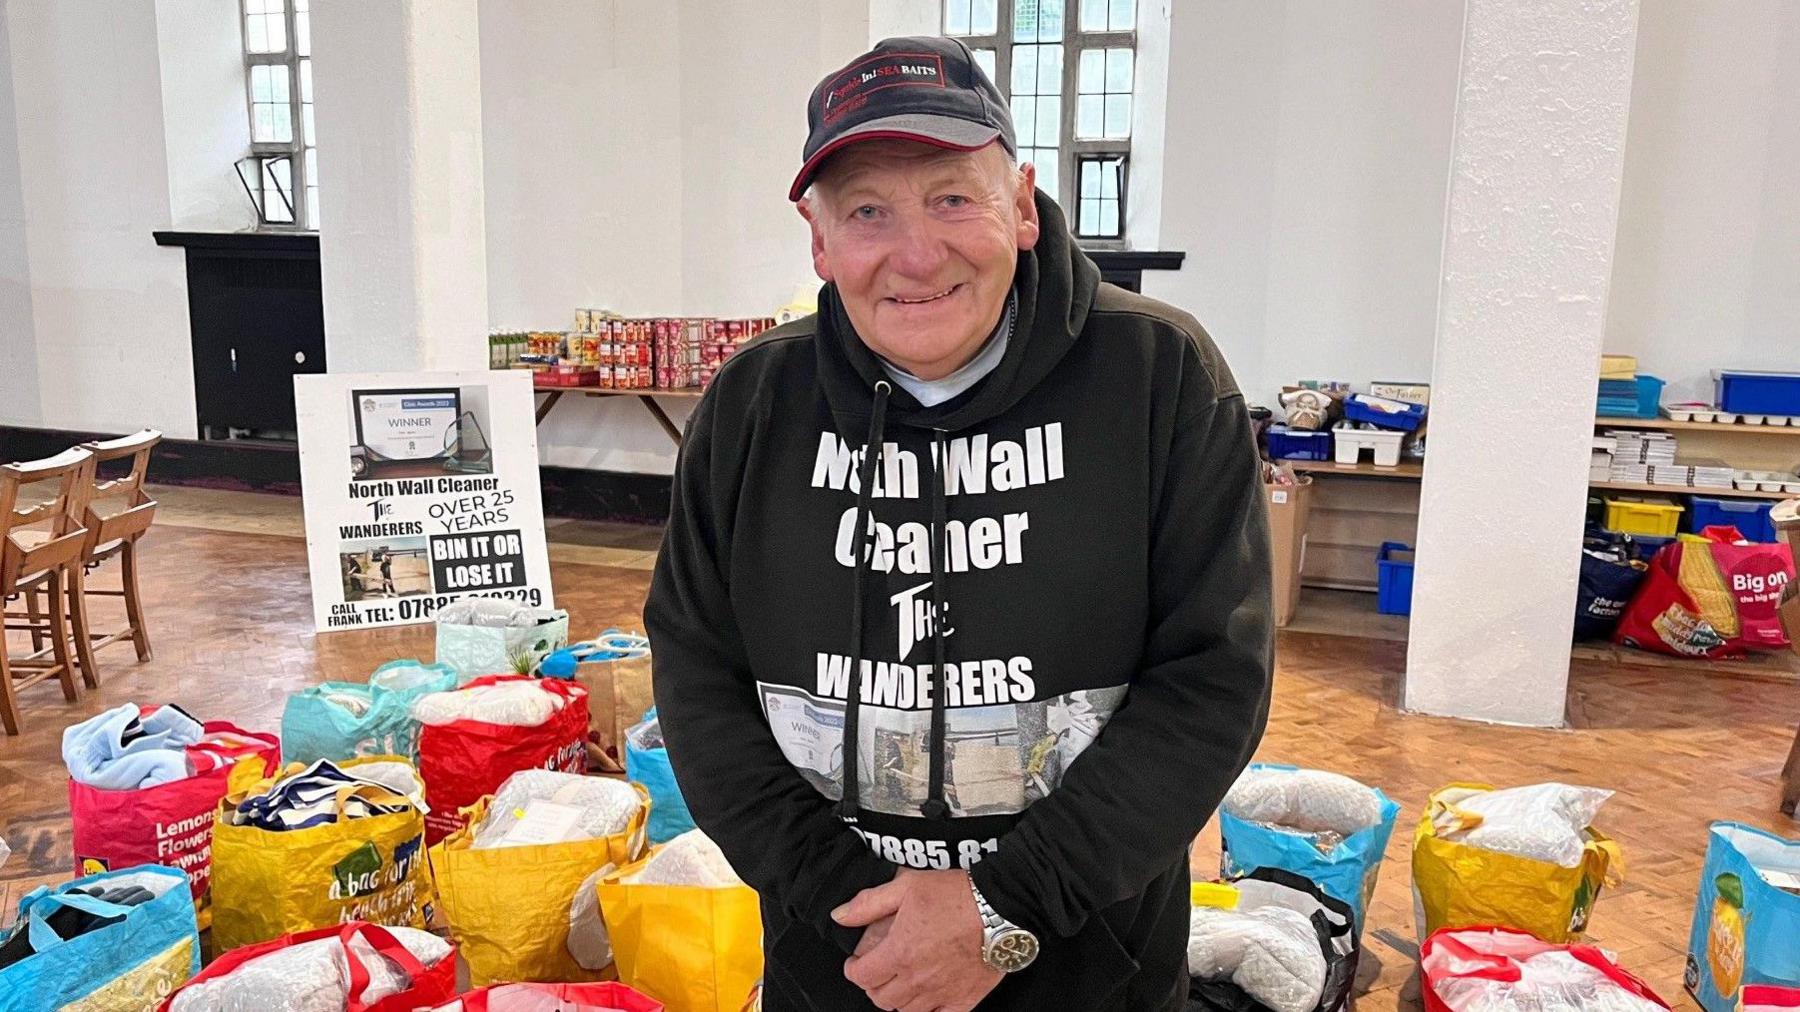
[{"xmin": 969, "ymin": 877, "xmax": 1039, "ymax": 972}]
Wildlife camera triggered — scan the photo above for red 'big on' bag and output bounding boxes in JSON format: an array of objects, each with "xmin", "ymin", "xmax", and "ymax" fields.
[
  {"xmin": 416, "ymin": 674, "xmax": 589, "ymax": 844},
  {"xmin": 1614, "ymin": 527, "xmax": 1794, "ymax": 659}
]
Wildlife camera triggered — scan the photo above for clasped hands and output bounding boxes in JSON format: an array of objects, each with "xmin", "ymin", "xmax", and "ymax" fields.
[{"xmin": 831, "ymin": 867, "xmax": 1004, "ymax": 1012}]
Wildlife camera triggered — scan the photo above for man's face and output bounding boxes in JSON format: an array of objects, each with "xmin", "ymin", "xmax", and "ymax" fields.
[{"xmin": 799, "ymin": 140, "xmax": 1040, "ymax": 381}]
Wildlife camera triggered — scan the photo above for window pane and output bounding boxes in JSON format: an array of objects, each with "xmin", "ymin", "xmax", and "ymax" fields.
[
  {"xmin": 295, "ymin": 0, "xmax": 310, "ymax": 56},
  {"xmin": 1077, "ymin": 95, "xmax": 1102, "ymax": 138},
  {"xmin": 300, "ymin": 59, "xmax": 312, "ymax": 102},
  {"xmin": 253, "ymin": 104, "xmax": 273, "ymax": 142},
  {"xmin": 1105, "ymin": 48, "xmax": 1133, "ymax": 92},
  {"xmin": 1036, "ymin": 43, "xmax": 1062, "ymax": 94},
  {"xmin": 250, "ymin": 65, "xmax": 271, "ymax": 103},
  {"xmin": 263, "ymin": 12, "xmax": 286, "ymax": 53},
  {"xmin": 1099, "ymin": 159, "xmax": 1120, "ymax": 198},
  {"xmin": 305, "ymin": 146, "xmax": 316, "ymax": 178},
  {"xmin": 307, "ymin": 187, "xmax": 319, "ymax": 229},
  {"xmin": 1031, "ymin": 148, "xmax": 1057, "ymax": 198},
  {"xmin": 1011, "ymin": 95, "xmax": 1036, "ymax": 145},
  {"xmin": 971, "ymin": 48, "xmax": 997, "ymax": 84},
  {"xmin": 971, "ymin": 0, "xmax": 997, "ymax": 35},
  {"xmin": 1080, "ymin": 161, "xmax": 1100, "ymax": 198},
  {"xmin": 1108, "ymin": 0, "xmax": 1134, "ymax": 30},
  {"xmin": 1080, "ymin": 198, "xmax": 1098, "ymax": 236},
  {"xmin": 1102, "ymin": 199, "xmax": 1119, "ymax": 236},
  {"xmin": 944, "ymin": 0, "xmax": 971, "ymax": 35},
  {"xmin": 270, "ymin": 65, "xmax": 290, "ymax": 102},
  {"xmin": 1104, "ymin": 93, "xmax": 1131, "ymax": 138},
  {"xmin": 1080, "ymin": 0, "xmax": 1106, "ymax": 31},
  {"xmin": 246, "ymin": 15, "xmax": 267, "ymax": 52},
  {"xmin": 1035, "ymin": 95, "xmax": 1060, "ymax": 149},
  {"xmin": 246, "ymin": 0, "xmax": 268, "ymax": 14},
  {"xmin": 1012, "ymin": 0, "xmax": 1036, "ymax": 42},
  {"xmin": 303, "ymin": 104, "xmax": 314, "ymax": 141},
  {"xmin": 271, "ymin": 102, "xmax": 293, "ymax": 143},
  {"xmin": 1036, "ymin": 0, "xmax": 1063, "ymax": 41},
  {"xmin": 1078, "ymin": 49, "xmax": 1103, "ymax": 94},
  {"xmin": 1011, "ymin": 45, "xmax": 1038, "ymax": 95}
]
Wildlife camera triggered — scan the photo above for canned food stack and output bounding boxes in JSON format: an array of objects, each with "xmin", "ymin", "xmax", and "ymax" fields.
[{"xmin": 699, "ymin": 318, "xmax": 775, "ymax": 389}]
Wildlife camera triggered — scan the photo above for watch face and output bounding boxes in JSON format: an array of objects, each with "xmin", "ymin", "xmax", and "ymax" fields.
[{"xmin": 984, "ymin": 927, "xmax": 1039, "ymax": 972}]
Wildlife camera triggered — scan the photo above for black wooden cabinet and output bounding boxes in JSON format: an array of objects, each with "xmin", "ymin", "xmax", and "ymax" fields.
[{"xmin": 154, "ymin": 231, "xmax": 326, "ymax": 437}]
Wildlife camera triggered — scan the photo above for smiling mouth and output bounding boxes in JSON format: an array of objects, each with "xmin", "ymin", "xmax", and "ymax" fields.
[{"xmin": 889, "ymin": 285, "xmax": 961, "ymax": 305}]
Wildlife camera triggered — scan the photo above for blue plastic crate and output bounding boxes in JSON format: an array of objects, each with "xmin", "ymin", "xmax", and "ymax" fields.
[
  {"xmin": 1267, "ymin": 425, "xmax": 1332, "ymax": 461},
  {"xmin": 1626, "ymin": 533, "xmax": 1677, "ymax": 561},
  {"xmin": 1595, "ymin": 375, "xmax": 1664, "ymax": 418},
  {"xmin": 1376, "ymin": 542, "xmax": 1415, "ymax": 616},
  {"xmin": 1344, "ymin": 393, "xmax": 1426, "ymax": 432},
  {"xmin": 1715, "ymin": 370, "xmax": 1800, "ymax": 416},
  {"xmin": 1689, "ymin": 496, "xmax": 1777, "ymax": 543}
]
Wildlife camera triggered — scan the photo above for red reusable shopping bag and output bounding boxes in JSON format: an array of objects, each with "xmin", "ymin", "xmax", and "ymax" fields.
[
  {"xmin": 1421, "ymin": 926, "xmax": 1669, "ymax": 1012},
  {"xmin": 67, "ymin": 719, "xmax": 279, "ymax": 926},
  {"xmin": 433, "ymin": 982, "xmax": 665, "ymax": 1012},
  {"xmin": 1614, "ymin": 527, "xmax": 1794, "ymax": 658},
  {"xmin": 158, "ymin": 921, "xmax": 456, "ymax": 1012},
  {"xmin": 416, "ymin": 674, "xmax": 589, "ymax": 844}
]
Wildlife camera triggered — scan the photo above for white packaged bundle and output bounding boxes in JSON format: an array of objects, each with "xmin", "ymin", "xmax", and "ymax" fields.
[
  {"xmin": 412, "ymin": 681, "xmax": 570, "ymax": 727},
  {"xmin": 1188, "ymin": 904, "xmax": 1327, "ymax": 1012},
  {"xmin": 168, "ymin": 926, "xmax": 450, "ymax": 1012},
  {"xmin": 1223, "ymin": 767, "xmax": 1384, "ymax": 842},
  {"xmin": 470, "ymin": 770, "xmax": 644, "ymax": 850},
  {"xmin": 1433, "ymin": 783, "xmax": 1613, "ymax": 869},
  {"xmin": 633, "ymin": 828, "xmax": 741, "ymax": 886}
]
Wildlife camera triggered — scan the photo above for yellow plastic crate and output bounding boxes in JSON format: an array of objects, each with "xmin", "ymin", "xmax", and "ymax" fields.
[{"xmin": 1604, "ymin": 496, "xmax": 1683, "ymax": 537}]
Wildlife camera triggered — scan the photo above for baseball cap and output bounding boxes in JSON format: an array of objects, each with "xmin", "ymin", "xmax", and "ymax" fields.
[{"xmin": 789, "ymin": 36, "xmax": 1016, "ymax": 202}]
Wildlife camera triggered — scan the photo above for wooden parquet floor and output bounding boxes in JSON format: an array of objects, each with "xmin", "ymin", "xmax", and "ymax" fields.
[{"xmin": 2, "ymin": 487, "xmax": 1795, "ymax": 1010}]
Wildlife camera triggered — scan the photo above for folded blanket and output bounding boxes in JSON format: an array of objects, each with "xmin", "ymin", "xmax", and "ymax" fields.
[{"xmin": 63, "ymin": 703, "xmax": 205, "ymax": 789}]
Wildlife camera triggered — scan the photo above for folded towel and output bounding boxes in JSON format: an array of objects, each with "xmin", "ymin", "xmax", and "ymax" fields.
[{"xmin": 63, "ymin": 703, "xmax": 205, "ymax": 790}]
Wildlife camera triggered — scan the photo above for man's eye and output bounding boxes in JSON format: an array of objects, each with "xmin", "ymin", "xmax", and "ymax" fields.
[
  {"xmin": 943, "ymin": 195, "xmax": 969, "ymax": 208},
  {"xmin": 853, "ymin": 205, "xmax": 881, "ymax": 220}
]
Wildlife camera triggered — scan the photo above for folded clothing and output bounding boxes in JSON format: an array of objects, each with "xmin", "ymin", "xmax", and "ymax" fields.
[
  {"xmin": 1188, "ymin": 904, "xmax": 1326, "ymax": 1012},
  {"xmin": 470, "ymin": 770, "xmax": 643, "ymax": 850},
  {"xmin": 1223, "ymin": 766, "xmax": 1384, "ymax": 840},
  {"xmin": 412, "ymin": 680, "xmax": 570, "ymax": 727},
  {"xmin": 632, "ymin": 829, "xmax": 741, "ymax": 887},
  {"xmin": 168, "ymin": 924, "xmax": 451, "ymax": 1012},
  {"xmin": 229, "ymin": 759, "xmax": 424, "ymax": 831},
  {"xmin": 0, "ymin": 881, "xmax": 158, "ymax": 970},
  {"xmin": 63, "ymin": 702, "xmax": 205, "ymax": 789},
  {"xmin": 1433, "ymin": 783, "xmax": 1612, "ymax": 869}
]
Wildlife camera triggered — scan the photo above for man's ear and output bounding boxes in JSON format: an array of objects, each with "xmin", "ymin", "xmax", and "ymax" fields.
[
  {"xmin": 1014, "ymin": 162, "xmax": 1041, "ymax": 251},
  {"xmin": 797, "ymin": 196, "xmax": 834, "ymax": 282}
]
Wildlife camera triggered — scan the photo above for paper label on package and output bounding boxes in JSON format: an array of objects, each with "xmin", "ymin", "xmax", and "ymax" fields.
[{"xmin": 501, "ymin": 799, "xmax": 586, "ymax": 847}]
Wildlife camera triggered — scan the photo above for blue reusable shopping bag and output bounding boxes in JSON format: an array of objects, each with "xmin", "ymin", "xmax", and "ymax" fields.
[
  {"xmin": 624, "ymin": 708, "xmax": 696, "ymax": 844},
  {"xmin": 1218, "ymin": 762, "xmax": 1400, "ymax": 936},
  {"xmin": 0, "ymin": 864, "xmax": 200, "ymax": 1012},
  {"xmin": 1685, "ymin": 822, "xmax": 1800, "ymax": 1012},
  {"xmin": 280, "ymin": 659, "xmax": 457, "ymax": 764}
]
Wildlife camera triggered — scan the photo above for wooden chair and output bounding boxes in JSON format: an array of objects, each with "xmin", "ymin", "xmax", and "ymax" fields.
[
  {"xmin": 32, "ymin": 430, "xmax": 161, "ymax": 685},
  {"xmin": 1776, "ymin": 499, "xmax": 1800, "ymax": 816},
  {"xmin": 0, "ymin": 448, "xmax": 96, "ymax": 735}
]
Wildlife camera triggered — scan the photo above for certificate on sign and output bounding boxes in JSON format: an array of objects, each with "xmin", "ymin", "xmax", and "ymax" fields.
[{"xmin": 354, "ymin": 388, "xmax": 460, "ymax": 462}]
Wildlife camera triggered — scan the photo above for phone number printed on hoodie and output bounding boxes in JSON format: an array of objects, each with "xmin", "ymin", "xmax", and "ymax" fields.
[{"xmin": 857, "ymin": 830, "xmax": 997, "ymax": 870}]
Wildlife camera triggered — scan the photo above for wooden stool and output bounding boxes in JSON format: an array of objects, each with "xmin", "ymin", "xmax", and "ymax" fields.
[
  {"xmin": 1776, "ymin": 498, "xmax": 1800, "ymax": 816},
  {"xmin": 0, "ymin": 448, "xmax": 96, "ymax": 735}
]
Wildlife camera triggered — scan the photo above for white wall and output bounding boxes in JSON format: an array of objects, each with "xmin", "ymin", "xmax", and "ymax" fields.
[
  {"xmin": 155, "ymin": 0, "xmax": 253, "ymax": 232},
  {"xmin": 0, "ymin": 0, "xmax": 196, "ymax": 438},
  {"xmin": 0, "ymin": 10, "xmax": 40, "ymax": 426},
  {"xmin": 1605, "ymin": 0, "xmax": 1800, "ymax": 405},
  {"xmin": 1142, "ymin": 1, "xmax": 1465, "ymax": 408}
]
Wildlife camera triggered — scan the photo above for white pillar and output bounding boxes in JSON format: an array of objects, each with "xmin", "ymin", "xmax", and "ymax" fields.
[
  {"xmin": 311, "ymin": 0, "xmax": 487, "ymax": 374},
  {"xmin": 1403, "ymin": 0, "xmax": 1641, "ymax": 726}
]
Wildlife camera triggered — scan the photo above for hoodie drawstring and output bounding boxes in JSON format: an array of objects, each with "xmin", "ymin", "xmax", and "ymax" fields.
[
  {"xmin": 920, "ymin": 428, "xmax": 952, "ymax": 821},
  {"xmin": 835, "ymin": 380, "xmax": 890, "ymax": 823}
]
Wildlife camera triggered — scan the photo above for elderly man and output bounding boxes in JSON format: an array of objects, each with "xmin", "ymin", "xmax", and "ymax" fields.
[{"xmin": 647, "ymin": 36, "xmax": 1273, "ymax": 1012}]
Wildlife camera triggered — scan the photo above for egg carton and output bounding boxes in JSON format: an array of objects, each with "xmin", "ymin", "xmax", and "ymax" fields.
[{"xmin": 1734, "ymin": 470, "xmax": 1800, "ymax": 494}]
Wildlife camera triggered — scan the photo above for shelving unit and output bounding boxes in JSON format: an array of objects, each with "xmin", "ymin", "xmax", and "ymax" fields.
[
  {"xmin": 1286, "ymin": 459, "xmax": 1425, "ymax": 479},
  {"xmin": 1596, "ymin": 415, "xmax": 1800, "ymax": 436},
  {"xmin": 1590, "ymin": 480, "xmax": 1792, "ymax": 501}
]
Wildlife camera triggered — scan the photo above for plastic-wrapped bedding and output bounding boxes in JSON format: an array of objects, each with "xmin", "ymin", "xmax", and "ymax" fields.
[
  {"xmin": 1432, "ymin": 783, "xmax": 1613, "ymax": 869},
  {"xmin": 412, "ymin": 680, "xmax": 571, "ymax": 727},
  {"xmin": 631, "ymin": 829, "xmax": 741, "ymax": 886},
  {"xmin": 1223, "ymin": 767, "xmax": 1385, "ymax": 841},
  {"xmin": 470, "ymin": 770, "xmax": 644, "ymax": 850},
  {"xmin": 167, "ymin": 926, "xmax": 451, "ymax": 1012},
  {"xmin": 1188, "ymin": 905, "xmax": 1326, "ymax": 1012}
]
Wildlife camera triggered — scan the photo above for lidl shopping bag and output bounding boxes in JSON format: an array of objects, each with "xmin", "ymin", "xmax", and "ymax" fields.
[
  {"xmin": 0, "ymin": 865, "xmax": 200, "ymax": 1012},
  {"xmin": 430, "ymin": 982, "xmax": 665, "ymax": 1012},
  {"xmin": 159, "ymin": 921, "xmax": 456, "ymax": 1012},
  {"xmin": 417, "ymin": 674, "xmax": 590, "ymax": 844},
  {"xmin": 431, "ymin": 786, "xmax": 650, "ymax": 985},
  {"xmin": 625, "ymin": 709, "xmax": 696, "ymax": 845},
  {"xmin": 1412, "ymin": 783, "xmax": 1621, "ymax": 943},
  {"xmin": 435, "ymin": 599, "xmax": 570, "ymax": 678},
  {"xmin": 1685, "ymin": 823, "xmax": 1800, "ymax": 1012},
  {"xmin": 596, "ymin": 854, "xmax": 762, "ymax": 1012},
  {"xmin": 67, "ymin": 721, "xmax": 279, "ymax": 930},
  {"xmin": 209, "ymin": 757, "xmax": 435, "ymax": 952},
  {"xmin": 1218, "ymin": 763, "xmax": 1400, "ymax": 935},
  {"xmin": 1421, "ymin": 926, "xmax": 1669, "ymax": 1012},
  {"xmin": 281, "ymin": 660, "xmax": 458, "ymax": 765},
  {"xmin": 1616, "ymin": 528, "xmax": 1795, "ymax": 657}
]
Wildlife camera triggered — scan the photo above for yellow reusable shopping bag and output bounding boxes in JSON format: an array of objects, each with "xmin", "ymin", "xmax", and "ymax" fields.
[
  {"xmin": 210, "ymin": 756, "xmax": 436, "ymax": 952},
  {"xmin": 596, "ymin": 852, "xmax": 763, "ymax": 1012},
  {"xmin": 430, "ymin": 783, "xmax": 651, "ymax": 986},
  {"xmin": 1411, "ymin": 782, "xmax": 1623, "ymax": 943}
]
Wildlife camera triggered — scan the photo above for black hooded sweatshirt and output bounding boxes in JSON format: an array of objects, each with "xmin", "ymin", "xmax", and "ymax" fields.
[{"xmin": 646, "ymin": 194, "xmax": 1274, "ymax": 1011}]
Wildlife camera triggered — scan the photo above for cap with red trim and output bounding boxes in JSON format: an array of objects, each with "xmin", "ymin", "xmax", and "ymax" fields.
[{"xmin": 789, "ymin": 36, "xmax": 1016, "ymax": 202}]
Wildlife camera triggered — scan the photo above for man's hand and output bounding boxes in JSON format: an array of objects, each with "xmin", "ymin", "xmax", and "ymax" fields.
[{"xmin": 832, "ymin": 868, "xmax": 1004, "ymax": 1012}]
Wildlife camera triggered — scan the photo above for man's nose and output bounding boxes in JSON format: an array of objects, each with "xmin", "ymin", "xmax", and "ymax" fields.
[{"xmin": 888, "ymin": 213, "xmax": 951, "ymax": 280}]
